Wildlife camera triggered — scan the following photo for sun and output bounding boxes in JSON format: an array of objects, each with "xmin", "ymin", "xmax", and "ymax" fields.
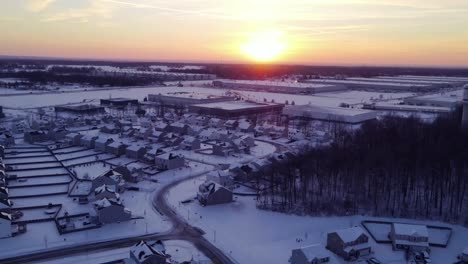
[{"xmin": 240, "ymin": 30, "xmax": 286, "ymax": 62}]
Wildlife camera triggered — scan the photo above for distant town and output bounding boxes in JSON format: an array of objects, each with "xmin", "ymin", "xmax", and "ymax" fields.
[{"xmin": 0, "ymin": 60, "xmax": 468, "ymax": 264}]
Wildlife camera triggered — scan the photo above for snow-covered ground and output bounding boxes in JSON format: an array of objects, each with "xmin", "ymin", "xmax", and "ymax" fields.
[{"xmin": 166, "ymin": 176, "xmax": 468, "ymax": 264}]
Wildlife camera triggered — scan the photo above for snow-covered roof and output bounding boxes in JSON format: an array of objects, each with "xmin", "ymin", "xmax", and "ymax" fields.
[
  {"xmin": 0, "ymin": 187, "xmax": 7, "ymax": 195},
  {"xmin": 94, "ymin": 184, "xmax": 116, "ymax": 195},
  {"xmin": 96, "ymin": 170, "xmax": 122, "ymax": 182},
  {"xmin": 131, "ymin": 240, "xmax": 167, "ymax": 262},
  {"xmin": 334, "ymin": 227, "xmax": 366, "ymax": 243},
  {"xmin": 94, "ymin": 198, "xmax": 123, "ymax": 209},
  {"xmin": 108, "ymin": 141, "xmax": 126, "ymax": 148},
  {"xmin": 296, "ymin": 245, "xmax": 329, "ymax": 261},
  {"xmin": 127, "ymin": 144, "xmax": 145, "ymax": 152},
  {"xmin": 156, "ymin": 152, "xmax": 182, "ymax": 160},
  {"xmin": 393, "ymin": 223, "xmax": 429, "ymax": 238}
]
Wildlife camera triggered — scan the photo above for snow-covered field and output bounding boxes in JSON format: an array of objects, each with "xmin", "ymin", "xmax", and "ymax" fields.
[
  {"xmin": 0, "ymin": 85, "xmax": 416, "ymax": 109},
  {"xmin": 9, "ymin": 162, "xmax": 62, "ymax": 170},
  {"xmin": 7, "ymin": 175, "xmax": 71, "ymax": 188},
  {"xmin": 70, "ymin": 161, "xmax": 112, "ymax": 180},
  {"xmin": 166, "ymin": 176, "xmax": 468, "ymax": 264},
  {"xmin": 4, "ymin": 156, "xmax": 57, "ymax": 163},
  {"xmin": 12, "ymin": 168, "xmax": 69, "ymax": 178},
  {"xmin": 9, "ymin": 184, "xmax": 69, "ymax": 198}
]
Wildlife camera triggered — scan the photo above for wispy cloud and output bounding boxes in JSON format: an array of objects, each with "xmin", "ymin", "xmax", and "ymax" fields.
[
  {"xmin": 42, "ymin": 1, "xmax": 113, "ymax": 22},
  {"xmin": 26, "ymin": 0, "xmax": 56, "ymax": 12}
]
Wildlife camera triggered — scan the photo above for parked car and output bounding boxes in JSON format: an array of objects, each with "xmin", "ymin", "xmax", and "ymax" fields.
[{"xmin": 367, "ymin": 257, "xmax": 381, "ymax": 264}]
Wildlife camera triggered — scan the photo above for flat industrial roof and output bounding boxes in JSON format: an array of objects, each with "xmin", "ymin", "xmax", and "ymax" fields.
[
  {"xmin": 151, "ymin": 91, "xmax": 229, "ymax": 100},
  {"xmin": 192, "ymin": 100, "xmax": 278, "ymax": 110},
  {"xmin": 305, "ymin": 79, "xmax": 429, "ymax": 87},
  {"xmin": 216, "ymin": 79, "xmax": 338, "ymax": 89},
  {"xmin": 348, "ymin": 77, "xmax": 454, "ymax": 85}
]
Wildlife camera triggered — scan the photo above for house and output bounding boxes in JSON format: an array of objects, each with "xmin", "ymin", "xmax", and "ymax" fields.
[
  {"xmin": 238, "ymin": 135, "xmax": 256, "ymax": 148},
  {"xmin": 206, "ymin": 170, "xmax": 234, "ymax": 187},
  {"xmin": 390, "ymin": 223, "xmax": 429, "ymax": 252},
  {"xmin": 0, "ymin": 198, "xmax": 12, "ymax": 212},
  {"xmin": 230, "ymin": 138, "xmax": 251, "ymax": 154},
  {"xmin": 24, "ymin": 130, "xmax": 48, "ymax": 144},
  {"xmin": 0, "ymin": 145, "xmax": 4, "ymax": 158},
  {"xmin": 326, "ymin": 227, "xmax": 371, "ymax": 260},
  {"xmin": 94, "ymin": 184, "xmax": 120, "ymax": 200},
  {"xmin": 114, "ymin": 166, "xmax": 137, "ymax": 183},
  {"xmin": 224, "ymin": 120, "xmax": 238, "ymax": 130},
  {"xmin": 194, "ymin": 116, "xmax": 209, "ymax": 127},
  {"xmin": 126, "ymin": 145, "xmax": 147, "ymax": 160},
  {"xmin": 0, "ymin": 212, "xmax": 12, "ymax": 238},
  {"xmin": 212, "ymin": 141, "xmax": 235, "ymax": 157},
  {"xmin": 91, "ymin": 170, "xmax": 124, "ymax": 193},
  {"xmin": 0, "ymin": 178, "xmax": 6, "ymax": 188},
  {"xmin": 208, "ymin": 118, "xmax": 224, "ymax": 128},
  {"xmin": 80, "ymin": 135, "xmax": 98, "ymax": 149},
  {"xmin": 94, "ymin": 198, "xmax": 131, "ymax": 224},
  {"xmin": 237, "ymin": 120, "xmax": 254, "ymax": 133},
  {"xmin": 213, "ymin": 130, "xmax": 231, "ymax": 141},
  {"xmin": 154, "ymin": 122, "xmax": 169, "ymax": 132},
  {"xmin": 100, "ymin": 125, "xmax": 119, "ymax": 134},
  {"xmin": 181, "ymin": 136, "xmax": 200, "ymax": 150},
  {"xmin": 143, "ymin": 148, "xmax": 165, "ymax": 164},
  {"xmin": 130, "ymin": 240, "xmax": 169, "ymax": 264},
  {"xmin": 64, "ymin": 132, "xmax": 83, "ymax": 146},
  {"xmin": 0, "ymin": 187, "xmax": 7, "ymax": 199},
  {"xmin": 0, "ymin": 133, "xmax": 15, "ymax": 146},
  {"xmin": 198, "ymin": 128, "xmax": 218, "ymax": 141},
  {"xmin": 154, "ymin": 153, "xmax": 184, "ymax": 170},
  {"xmin": 147, "ymin": 131, "xmax": 166, "ymax": 143},
  {"xmin": 106, "ymin": 142, "xmax": 127, "ymax": 156},
  {"xmin": 48, "ymin": 127, "xmax": 68, "ymax": 141},
  {"xmin": 168, "ymin": 122, "xmax": 190, "ymax": 135},
  {"xmin": 136, "ymin": 127, "xmax": 153, "ymax": 140},
  {"xmin": 290, "ymin": 245, "xmax": 331, "ymax": 264},
  {"xmin": 197, "ymin": 181, "xmax": 233, "ymax": 206},
  {"xmin": 95, "ymin": 137, "xmax": 114, "ymax": 152}
]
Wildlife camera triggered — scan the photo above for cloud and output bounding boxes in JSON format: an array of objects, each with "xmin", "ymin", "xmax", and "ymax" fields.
[
  {"xmin": 43, "ymin": 1, "xmax": 113, "ymax": 22},
  {"xmin": 27, "ymin": 0, "xmax": 56, "ymax": 12}
]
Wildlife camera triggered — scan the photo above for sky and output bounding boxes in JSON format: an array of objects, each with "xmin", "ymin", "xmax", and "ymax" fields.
[{"xmin": 1, "ymin": 0, "xmax": 468, "ymax": 67}]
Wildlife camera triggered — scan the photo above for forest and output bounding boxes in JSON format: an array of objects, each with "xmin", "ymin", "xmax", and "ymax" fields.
[{"xmin": 257, "ymin": 109, "xmax": 468, "ymax": 226}]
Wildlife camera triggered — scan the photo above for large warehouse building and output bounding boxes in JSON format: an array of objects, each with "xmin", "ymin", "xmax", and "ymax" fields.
[
  {"xmin": 213, "ymin": 79, "xmax": 346, "ymax": 94},
  {"xmin": 283, "ymin": 105, "xmax": 377, "ymax": 124},
  {"xmin": 189, "ymin": 100, "xmax": 284, "ymax": 119},
  {"xmin": 346, "ymin": 77, "xmax": 463, "ymax": 88},
  {"xmin": 304, "ymin": 79, "xmax": 435, "ymax": 91},
  {"xmin": 148, "ymin": 92, "xmax": 236, "ymax": 109}
]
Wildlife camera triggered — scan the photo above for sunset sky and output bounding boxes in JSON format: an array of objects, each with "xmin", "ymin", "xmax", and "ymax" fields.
[{"xmin": 1, "ymin": 0, "xmax": 468, "ymax": 66}]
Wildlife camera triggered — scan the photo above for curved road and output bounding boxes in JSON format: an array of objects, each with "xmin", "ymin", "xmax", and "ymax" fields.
[{"xmin": 1, "ymin": 139, "xmax": 280, "ymax": 264}]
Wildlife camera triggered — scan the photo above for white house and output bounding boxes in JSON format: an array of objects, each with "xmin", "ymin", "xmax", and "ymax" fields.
[
  {"xmin": 326, "ymin": 227, "xmax": 371, "ymax": 261},
  {"xmin": 154, "ymin": 153, "xmax": 185, "ymax": 170},
  {"xmin": 181, "ymin": 136, "xmax": 201, "ymax": 150},
  {"xmin": 290, "ymin": 245, "xmax": 331, "ymax": 264},
  {"xmin": 94, "ymin": 198, "xmax": 131, "ymax": 224},
  {"xmin": 94, "ymin": 184, "xmax": 120, "ymax": 200},
  {"xmin": 390, "ymin": 223, "xmax": 429, "ymax": 252},
  {"xmin": 197, "ymin": 181, "xmax": 233, "ymax": 206},
  {"xmin": 91, "ymin": 170, "xmax": 124, "ymax": 193},
  {"xmin": 95, "ymin": 137, "xmax": 114, "ymax": 152},
  {"xmin": 130, "ymin": 240, "xmax": 169, "ymax": 264}
]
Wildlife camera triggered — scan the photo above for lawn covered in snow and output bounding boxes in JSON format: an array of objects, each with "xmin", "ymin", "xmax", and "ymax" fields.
[{"xmin": 166, "ymin": 176, "xmax": 468, "ymax": 264}]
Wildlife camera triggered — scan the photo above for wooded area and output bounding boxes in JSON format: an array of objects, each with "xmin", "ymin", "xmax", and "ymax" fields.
[{"xmin": 258, "ymin": 109, "xmax": 468, "ymax": 226}]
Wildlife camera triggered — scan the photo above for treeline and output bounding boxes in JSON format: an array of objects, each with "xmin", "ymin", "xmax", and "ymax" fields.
[
  {"xmin": 258, "ymin": 109, "xmax": 468, "ymax": 225},
  {"xmin": 0, "ymin": 71, "xmax": 159, "ymax": 87}
]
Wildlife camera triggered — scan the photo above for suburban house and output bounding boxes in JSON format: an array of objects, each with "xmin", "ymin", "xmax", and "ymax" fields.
[
  {"xmin": 130, "ymin": 240, "xmax": 169, "ymax": 264},
  {"xmin": 147, "ymin": 131, "xmax": 165, "ymax": 143},
  {"xmin": 154, "ymin": 153, "xmax": 184, "ymax": 170},
  {"xmin": 154, "ymin": 122, "xmax": 169, "ymax": 132},
  {"xmin": 135, "ymin": 127, "xmax": 153, "ymax": 140},
  {"xmin": 93, "ymin": 198, "xmax": 131, "ymax": 224},
  {"xmin": 326, "ymin": 227, "xmax": 371, "ymax": 260},
  {"xmin": 80, "ymin": 135, "xmax": 98, "ymax": 149},
  {"xmin": 208, "ymin": 118, "xmax": 224, "ymax": 128},
  {"xmin": 168, "ymin": 122, "xmax": 190, "ymax": 135},
  {"xmin": 224, "ymin": 120, "xmax": 238, "ymax": 130},
  {"xmin": 106, "ymin": 142, "xmax": 127, "ymax": 156},
  {"xmin": 95, "ymin": 137, "xmax": 114, "ymax": 152},
  {"xmin": 143, "ymin": 148, "xmax": 165, "ymax": 164},
  {"xmin": 237, "ymin": 120, "xmax": 255, "ymax": 133},
  {"xmin": 0, "ymin": 187, "xmax": 7, "ymax": 199},
  {"xmin": 230, "ymin": 138, "xmax": 251, "ymax": 154},
  {"xmin": 0, "ymin": 133, "xmax": 15, "ymax": 146},
  {"xmin": 114, "ymin": 166, "xmax": 137, "ymax": 183},
  {"xmin": 194, "ymin": 116, "xmax": 209, "ymax": 127},
  {"xmin": 181, "ymin": 136, "xmax": 201, "ymax": 150},
  {"xmin": 198, "ymin": 128, "xmax": 218, "ymax": 141},
  {"xmin": 24, "ymin": 130, "xmax": 49, "ymax": 144},
  {"xmin": 126, "ymin": 145, "xmax": 147, "ymax": 160},
  {"xmin": 100, "ymin": 125, "xmax": 119, "ymax": 134},
  {"xmin": 65, "ymin": 132, "xmax": 83, "ymax": 146},
  {"xmin": 212, "ymin": 141, "xmax": 235, "ymax": 157},
  {"xmin": 290, "ymin": 245, "xmax": 331, "ymax": 264},
  {"xmin": 48, "ymin": 127, "xmax": 68, "ymax": 141},
  {"xmin": 94, "ymin": 184, "xmax": 120, "ymax": 200},
  {"xmin": 206, "ymin": 170, "xmax": 234, "ymax": 187},
  {"xmin": 197, "ymin": 181, "xmax": 233, "ymax": 206},
  {"xmin": 91, "ymin": 170, "xmax": 125, "ymax": 193},
  {"xmin": 0, "ymin": 212, "xmax": 12, "ymax": 238},
  {"xmin": 389, "ymin": 223, "xmax": 430, "ymax": 252}
]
